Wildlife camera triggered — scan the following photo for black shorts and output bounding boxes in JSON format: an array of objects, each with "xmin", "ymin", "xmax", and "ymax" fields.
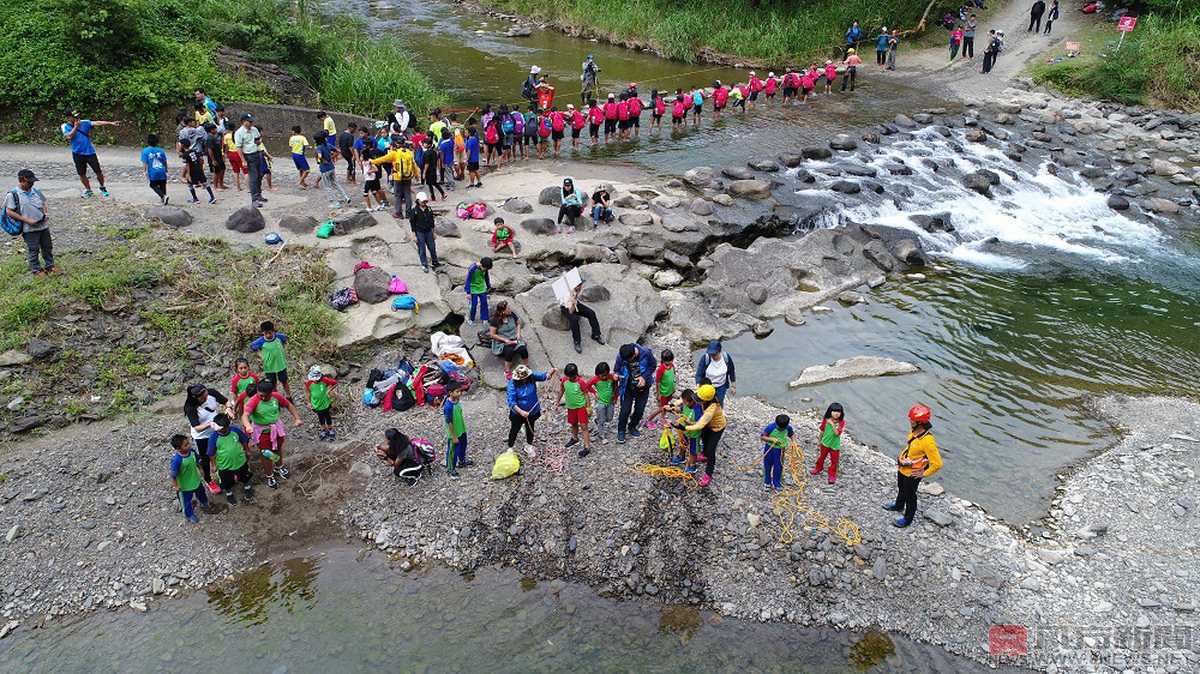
[
  {"xmin": 218, "ymin": 463, "xmax": 251, "ymax": 491},
  {"xmin": 552, "ymin": 130, "xmax": 564, "ymax": 140},
  {"xmin": 571, "ymin": 127, "xmax": 582, "ymax": 138},
  {"xmin": 364, "ymin": 178, "xmax": 381, "ymax": 193},
  {"xmin": 783, "ymin": 87, "xmax": 797, "ymax": 98},
  {"xmin": 487, "ymin": 141, "xmax": 499, "ymax": 153},
  {"xmin": 692, "ymin": 105, "xmax": 702, "ymax": 114},
  {"xmin": 652, "ymin": 113, "xmax": 663, "ymax": 121},
  {"xmin": 604, "ymin": 119, "xmax": 616, "ymax": 134},
  {"xmin": 265, "ymin": 369, "xmax": 289, "ymax": 386},
  {"xmin": 749, "ymin": 91, "xmax": 760, "ymax": 101},
  {"xmin": 671, "ymin": 116, "xmax": 683, "ymax": 124},
  {"xmin": 536, "ymin": 135, "xmax": 548, "ymax": 144},
  {"xmin": 589, "ymin": 123, "xmax": 600, "ymax": 138},
  {"xmin": 316, "ymin": 409, "xmax": 333, "ymax": 426},
  {"xmin": 186, "ymin": 161, "xmax": 208, "ymax": 185},
  {"xmin": 72, "ymin": 152, "xmax": 102, "ymax": 177},
  {"xmin": 618, "ymin": 119, "xmax": 631, "ymax": 130},
  {"xmin": 467, "ymin": 161, "xmax": 479, "ymax": 172},
  {"xmin": 632, "ymin": 116, "xmax": 640, "ymax": 127}
]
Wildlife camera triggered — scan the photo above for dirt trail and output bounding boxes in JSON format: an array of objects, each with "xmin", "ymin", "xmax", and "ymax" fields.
[{"xmin": 874, "ymin": 0, "xmax": 1086, "ymax": 101}]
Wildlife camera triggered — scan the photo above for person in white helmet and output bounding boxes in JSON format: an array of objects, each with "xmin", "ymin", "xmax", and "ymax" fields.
[{"xmin": 522, "ymin": 66, "xmax": 541, "ymax": 103}]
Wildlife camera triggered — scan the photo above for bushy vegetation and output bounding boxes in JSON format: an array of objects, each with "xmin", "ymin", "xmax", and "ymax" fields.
[
  {"xmin": 0, "ymin": 0, "xmax": 441, "ymax": 127},
  {"xmin": 486, "ymin": 0, "xmax": 932, "ymax": 61},
  {"xmin": 1031, "ymin": 3, "xmax": 1199, "ymax": 110}
]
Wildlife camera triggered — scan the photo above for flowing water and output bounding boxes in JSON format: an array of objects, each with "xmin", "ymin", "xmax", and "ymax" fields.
[
  {"xmin": 0, "ymin": 545, "xmax": 1021, "ymax": 673},
  {"xmin": 729, "ymin": 126, "xmax": 1200, "ymax": 523}
]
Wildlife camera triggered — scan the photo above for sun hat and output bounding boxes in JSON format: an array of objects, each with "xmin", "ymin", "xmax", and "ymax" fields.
[
  {"xmin": 416, "ymin": 192, "xmax": 429, "ymax": 202},
  {"xmin": 530, "ymin": 65, "xmax": 541, "ymax": 74},
  {"xmin": 307, "ymin": 365, "xmax": 323, "ymax": 382},
  {"xmin": 393, "ymin": 99, "xmax": 404, "ymax": 107},
  {"xmin": 512, "ymin": 364, "xmax": 532, "ymax": 380}
]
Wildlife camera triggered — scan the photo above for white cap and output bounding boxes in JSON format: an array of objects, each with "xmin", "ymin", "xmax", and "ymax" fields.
[
  {"xmin": 768, "ymin": 72, "xmax": 775, "ymax": 77},
  {"xmin": 749, "ymin": 70, "xmax": 756, "ymax": 75},
  {"xmin": 530, "ymin": 65, "xmax": 541, "ymax": 74},
  {"xmin": 882, "ymin": 26, "xmax": 887, "ymax": 32},
  {"xmin": 416, "ymin": 192, "xmax": 429, "ymax": 202}
]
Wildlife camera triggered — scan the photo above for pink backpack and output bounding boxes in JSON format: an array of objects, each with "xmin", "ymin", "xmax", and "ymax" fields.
[{"xmin": 388, "ymin": 276, "xmax": 408, "ymax": 294}]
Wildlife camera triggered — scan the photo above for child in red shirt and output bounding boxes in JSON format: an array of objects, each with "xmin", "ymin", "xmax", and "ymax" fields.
[
  {"xmin": 229, "ymin": 357, "xmax": 260, "ymax": 398},
  {"xmin": 556, "ymin": 363, "xmax": 594, "ymax": 458}
]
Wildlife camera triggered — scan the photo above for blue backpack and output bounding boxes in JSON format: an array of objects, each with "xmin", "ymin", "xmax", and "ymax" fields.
[
  {"xmin": 2, "ymin": 190, "xmax": 24, "ymax": 236},
  {"xmin": 392, "ymin": 295, "xmax": 418, "ymax": 311},
  {"xmin": 502, "ymin": 116, "xmax": 515, "ymax": 134}
]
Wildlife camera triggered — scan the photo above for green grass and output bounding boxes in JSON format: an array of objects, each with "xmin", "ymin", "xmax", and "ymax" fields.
[
  {"xmin": 485, "ymin": 0, "xmax": 933, "ymax": 62},
  {"xmin": 1031, "ymin": 10, "xmax": 1200, "ymax": 110},
  {"xmin": 316, "ymin": 37, "xmax": 446, "ymax": 117}
]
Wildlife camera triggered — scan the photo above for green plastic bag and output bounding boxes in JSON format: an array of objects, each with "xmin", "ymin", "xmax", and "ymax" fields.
[
  {"xmin": 316, "ymin": 220, "xmax": 335, "ymax": 239},
  {"xmin": 491, "ymin": 450, "xmax": 520, "ymax": 480},
  {"xmin": 659, "ymin": 427, "xmax": 677, "ymax": 452}
]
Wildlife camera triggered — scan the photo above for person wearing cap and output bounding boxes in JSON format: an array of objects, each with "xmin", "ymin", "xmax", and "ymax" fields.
[
  {"xmin": 388, "ymin": 100, "xmax": 411, "ymax": 136},
  {"xmin": 304, "ymin": 365, "xmax": 339, "ymax": 441},
  {"xmin": 234, "ymin": 113, "xmax": 266, "ymax": 207},
  {"xmin": 522, "ymin": 66, "xmax": 541, "ymax": 103},
  {"xmin": 409, "ymin": 191, "xmax": 440, "ymax": 273},
  {"xmin": 875, "ymin": 27, "xmax": 890, "ymax": 65},
  {"xmin": 613, "ymin": 343, "xmax": 656, "ymax": 443},
  {"xmin": 505, "ymin": 364, "xmax": 556, "ymax": 455},
  {"xmin": 580, "ymin": 54, "xmax": 600, "ymax": 104},
  {"xmin": 62, "ymin": 111, "xmax": 118, "ymax": 199},
  {"xmin": 675, "ymin": 383, "xmax": 726, "ymax": 488},
  {"xmin": 694, "ymin": 340, "xmax": 736, "ymax": 404},
  {"xmin": 884, "ymin": 405, "xmax": 944, "ymax": 527},
  {"xmin": 841, "ymin": 48, "xmax": 864, "ymax": 92},
  {"xmin": 5, "ymin": 170, "xmax": 53, "ymax": 276}
]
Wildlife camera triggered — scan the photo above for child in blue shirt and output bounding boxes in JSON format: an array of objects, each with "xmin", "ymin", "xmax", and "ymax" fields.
[
  {"xmin": 464, "ymin": 257, "xmax": 493, "ymax": 323},
  {"xmin": 465, "ymin": 127, "xmax": 482, "ymax": 188},
  {"xmin": 140, "ymin": 134, "xmax": 170, "ymax": 205},
  {"xmin": 443, "ymin": 384, "xmax": 471, "ymax": 477},
  {"xmin": 760, "ymin": 414, "xmax": 794, "ymax": 491},
  {"xmin": 438, "ymin": 133, "xmax": 456, "ymax": 190},
  {"xmin": 169, "ymin": 434, "xmax": 210, "ymax": 523}
]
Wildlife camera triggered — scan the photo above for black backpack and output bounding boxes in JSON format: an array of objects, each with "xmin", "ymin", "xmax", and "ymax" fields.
[{"xmin": 521, "ymin": 77, "xmax": 535, "ymax": 101}]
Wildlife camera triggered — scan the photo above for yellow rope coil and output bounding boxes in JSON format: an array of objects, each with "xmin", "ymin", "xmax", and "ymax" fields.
[{"xmin": 633, "ymin": 462, "xmax": 696, "ymax": 482}]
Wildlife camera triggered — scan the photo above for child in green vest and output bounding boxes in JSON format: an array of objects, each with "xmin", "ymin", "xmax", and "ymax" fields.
[
  {"xmin": 229, "ymin": 357, "xmax": 260, "ymax": 398},
  {"xmin": 305, "ymin": 365, "xmax": 339, "ymax": 441},
  {"xmin": 212, "ymin": 413, "xmax": 254, "ymax": 504},
  {"xmin": 241, "ymin": 380, "xmax": 304, "ymax": 489},
  {"xmin": 644, "ymin": 348, "xmax": 676, "ymax": 430},
  {"xmin": 556, "ymin": 362, "xmax": 594, "ymax": 458},
  {"xmin": 250, "ymin": 321, "xmax": 292, "ymax": 400},
  {"xmin": 811, "ymin": 402, "xmax": 845, "ymax": 484},
  {"xmin": 674, "ymin": 388, "xmax": 703, "ymax": 472},
  {"xmin": 463, "ymin": 256, "xmax": 493, "ymax": 324},
  {"xmin": 587, "ymin": 362, "xmax": 617, "ymax": 442},
  {"xmin": 761, "ymin": 414, "xmax": 794, "ymax": 491},
  {"xmin": 443, "ymin": 384, "xmax": 468, "ymax": 477},
  {"xmin": 170, "ymin": 434, "xmax": 210, "ymax": 523},
  {"xmin": 491, "ymin": 217, "xmax": 517, "ymax": 258}
]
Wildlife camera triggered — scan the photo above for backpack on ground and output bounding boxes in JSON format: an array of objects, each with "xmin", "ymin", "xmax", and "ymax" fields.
[
  {"xmin": 388, "ymin": 276, "xmax": 408, "ymax": 294},
  {"xmin": 2, "ymin": 190, "xmax": 23, "ymax": 236},
  {"xmin": 392, "ymin": 295, "xmax": 418, "ymax": 312},
  {"xmin": 329, "ymin": 287, "xmax": 358, "ymax": 311}
]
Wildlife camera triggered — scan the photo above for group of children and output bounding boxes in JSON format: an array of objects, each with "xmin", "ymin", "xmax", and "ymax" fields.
[{"xmin": 170, "ymin": 320, "xmax": 341, "ymax": 523}]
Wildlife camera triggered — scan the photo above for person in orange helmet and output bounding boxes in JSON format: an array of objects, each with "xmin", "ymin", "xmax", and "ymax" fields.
[{"xmin": 883, "ymin": 404, "xmax": 943, "ymax": 527}]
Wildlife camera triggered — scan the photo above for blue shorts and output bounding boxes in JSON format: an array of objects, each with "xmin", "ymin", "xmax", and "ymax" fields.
[{"xmin": 292, "ymin": 154, "xmax": 309, "ymax": 172}]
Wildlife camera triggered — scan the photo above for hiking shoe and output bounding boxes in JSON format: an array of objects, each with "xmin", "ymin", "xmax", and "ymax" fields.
[
  {"xmin": 99, "ymin": 187, "xmax": 110, "ymax": 198},
  {"xmin": 208, "ymin": 195, "xmax": 216, "ymax": 204},
  {"xmin": 685, "ymin": 465, "xmax": 698, "ymax": 474},
  {"xmin": 242, "ymin": 487, "xmax": 255, "ymax": 502},
  {"xmin": 448, "ymin": 470, "xmax": 460, "ymax": 479},
  {"xmin": 573, "ymin": 341, "xmax": 582, "ymax": 354},
  {"xmin": 670, "ymin": 456, "xmax": 684, "ymax": 465},
  {"xmin": 565, "ymin": 437, "xmax": 579, "ymax": 448},
  {"xmin": 187, "ymin": 197, "xmax": 199, "ymax": 204},
  {"xmin": 329, "ymin": 429, "xmax": 337, "ymax": 441},
  {"xmin": 275, "ymin": 466, "xmax": 290, "ymax": 479},
  {"xmin": 459, "ymin": 459, "xmax": 475, "ymax": 468},
  {"xmin": 267, "ymin": 476, "xmax": 279, "ymax": 489},
  {"xmin": 628, "ymin": 429, "xmax": 642, "ymax": 439},
  {"xmin": 163, "ymin": 195, "xmax": 170, "ymax": 205},
  {"xmin": 225, "ymin": 491, "xmax": 238, "ymax": 505},
  {"xmin": 591, "ymin": 335, "xmax": 606, "ymax": 345},
  {"xmin": 187, "ymin": 514, "xmax": 200, "ymax": 524},
  {"xmin": 893, "ymin": 516, "xmax": 912, "ymax": 528},
  {"xmin": 617, "ymin": 432, "xmax": 625, "ymax": 444},
  {"xmin": 422, "ymin": 266, "xmax": 430, "ymax": 274},
  {"xmin": 32, "ymin": 270, "xmax": 46, "ymax": 278},
  {"xmin": 82, "ymin": 190, "xmax": 94, "ymax": 199},
  {"xmin": 578, "ymin": 447, "xmax": 590, "ymax": 458},
  {"xmin": 882, "ymin": 501, "xmax": 901, "ymax": 512}
]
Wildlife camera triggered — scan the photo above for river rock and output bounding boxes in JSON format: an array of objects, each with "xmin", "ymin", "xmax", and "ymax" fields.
[
  {"xmin": 353, "ymin": 266, "xmax": 391, "ymax": 304},
  {"xmin": 726, "ymin": 180, "xmax": 772, "ymax": 200},
  {"xmin": 619, "ymin": 212, "xmax": 653, "ymax": 226},
  {"xmin": 1152, "ymin": 158, "xmax": 1184, "ymax": 177},
  {"xmin": 843, "ymin": 164, "xmax": 877, "ymax": 177},
  {"xmin": 965, "ymin": 128, "xmax": 987, "ymax": 143},
  {"xmin": 612, "ymin": 193, "xmax": 645, "ymax": 208},
  {"xmin": 225, "ymin": 206, "xmax": 265, "ymax": 233},
  {"xmin": 505, "ymin": 26, "xmax": 532, "ymax": 37},
  {"xmin": 829, "ymin": 135, "xmax": 858, "ymax": 151},
  {"xmin": 26, "ymin": 338, "xmax": 57, "ymax": 361},
  {"xmin": 778, "ymin": 153, "xmax": 804, "ymax": 168},
  {"xmin": 837, "ymin": 291, "xmax": 866, "ymax": 305},
  {"xmin": 1107, "ymin": 195, "xmax": 1131, "ymax": 211},
  {"xmin": 861, "ymin": 131, "xmax": 881, "ymax": 144},
  {"xmin": 746, "ymin": 282, "xmax": 768, "ymax": 305},
  {"xmin": 831, "ymin": 180, "xmax": 861, "ymax": 194},
  {"xmin": 683, "ymin": 167, "xmax": 715, "ymax": 187},
  {"xmin": 278, "ymin": 214, "xmax": 318, "ymax": 234},
  {"xmin": 713, "ymin": 194, "xmax": 735, "ymax": 206},
  {"xmin": 891, "ymin": 239, "xmax": 926, "ymax": 266},
  {"xmin": 145, "ymin": 206, "xmax": 192, "ymax": 228},
  {"xmin": 434, "ymin": 218, "xmax": 461, "ymax": 238},
  {"xmin": 521, "ymin": 217, "xmax": 557, "ymax": 235},
  {"xmin": 0, "ymin": 350, "xmax": 32, "ymax": 367},
  {"xmin": 333, "ymin": 210, "xmax": 378, "ymax": 235},
  {"xmin": 651, "ymin": 269, "xmax": 683, "ymax": 289},
  {"xmin": 801, "ymin": 147, "xmax": 833, "ymax": 160},
  {"xmin": 1145, "ymin": 198, "xmax": 1180, "ymax": 214},
  {"xmin": 721, "ymin": 166, "xmax": 755, "ymax": 181},
  {"xmin": 538, "ymin": 186, "xmax": 562, "ymax": 206},
  {"xmin": 689, "ymin": 199, "xmax": 713, "ymax": 216},
  {"xmin": 909, "ymin": 213, "xmax": 954, "ymax": 233},
  {"xmin": 752, "ymin": 321, "xmax": 774, "ymax": 338},
  {"xmin": 652, "ymin": 195, "xmax": 682, "ymax": 209},
  {"xmin": 749, "ymin": 159, "xmax": 779, "ymax": 172},
  {"xmin": 789, "ymin": 356, "xmax": 919, "ymax": 387},
  {"xmin": 503, "ymin": 198, "xmax": 533, "ymax": 214},
  {"xmin": 894, "ymin": 114, "xmax": 916, "ymax": 128},
  {"xmin": 962, "ymin": 172, "xmax": 993, "ymax": 197}
]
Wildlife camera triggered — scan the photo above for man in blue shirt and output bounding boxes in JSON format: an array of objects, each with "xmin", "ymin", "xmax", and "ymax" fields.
[
  {"xmin": 613, "ymin": 343, "xmax": 656, "ymax": 444},
  {"xmin": 845, "ymin": 20, "xmax": 863, "ymax": 54},
  {"xmin": 464, "ymin": 127, "xmax": 482, "ymax": 188},
  {"xmin": 62, "ymin": 111, "xmax": 119, "ymax": 198},
  {"xmin": 140, "ymin": 134, "xmax": 170, "ymax": 205},
  {"xmin": 438, "ymin": 132, "xmax": 456, "ymax": 190},
  {"xmin": 315, "ymin": 131, "xmax": 350, "ymax": 209}
]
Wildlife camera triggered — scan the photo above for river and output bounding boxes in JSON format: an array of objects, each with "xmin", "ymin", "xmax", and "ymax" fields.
[{"xmin": 0, "ymin": 544, "xmax": 1021, "ymax": 673}]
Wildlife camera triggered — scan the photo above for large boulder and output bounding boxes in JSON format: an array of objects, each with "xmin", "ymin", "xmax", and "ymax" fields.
[
  {"xmin": 965, "ymin": 128, "xmax": 987, "ymax": 143},
  {"xmin": 683, "ymin": 166, "xmax": 715, "ymax": 187},
  {"xmin": 521, "ymin": 217, "xmax": 557, "ymax": 235},
  {"xmin": 619, "ymin": 212, "xmax": 654, "ymax": 226},
  {"xmin": 891, "ymin": 239, "xmax": 927, "ymax": 266},
  {"xmin": 801, "ymin": 146, "xmax": 833, "ymax": 160},
  {"xmin": 726, "ymin": 180, "xmax": 772, "ymax": 200},
  {"xmin": 721, "ymin": 166, "xmax": 755, "ymax": 181},
  {"xmin": 962, "ymin": 171, "xmax": 993, "ymax": 197},
  {"xmin": 225, "ymin": 206, "xmax": 265, "ymax": 233},
  {"xmin": 1106, "ymin": 195, "xmax": 1130, "ymax": 211},
  {"xmin": 1145, "ymin": 197, "xmax": 1181, "ymax": 214},
  {"xmin": 538, "ymin": 186, "xmax": 562, "ymax": 206},
  {"xmin": 831, "ymin": 180, "xmax": 861, "ymax": 194},
  {"xmin": 278, "ymin": 214, "xmax": 318, "ymax": 234},
  {"xmin": 789, "ymin": 356, "xmax": 919, "ymax": 387},
  {"xmin": 613, "ymin": 193, "xmax": 646, "ymax": 208},
  {"xmin": 1152, "ymin": 158, "xmax": 1184, "ymax": 177},
  {"xmin": 829, "ymin": 135, "xmax": 858, "ymax": 151},
  {"xmin": 333, "ymin": 210, "xmax": 378, "ymax": 235},
  {"xmin": 652, "ymin": 195, "xmax": 682, "ymax": 209},
  {"xmin": 145, "ymin": 206, "xmax": 192, "ymax": 229},
  {"xmin": 689, "ymin": 199, "xmax": 714, "ymax": 216},
  {"xmin": 434, "ymin": 218, "xmax": 461, "ymax": 238},
  {"xmin": 778, "ymin": 153, "xmax": 804, "ymax": 168},
  {"xmin": 353, "ymin": 266, "xmax": 392, "ymax": 304},
  {"xmin": 503, "ymin": 198, "xmax": 533, "ymax": 214},
  {"xmin": 651, "ymin": 269, "xmax": 684, "ymax": 288},
  {"xmin": 748, "ymin": 159, "xmax": 780, "ymax": 172}
]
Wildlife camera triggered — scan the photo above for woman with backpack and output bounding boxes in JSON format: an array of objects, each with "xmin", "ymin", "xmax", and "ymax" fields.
[
  {"xmin": 483, "ymin": 115, "xmax": 502, "ymax": 167},
  {"xmin": 549, "ymin": 106, "xmax": 567, "ymax": 157},
  {"xmin": 499, "ymin": 104, "xmax": 515, "ymax": 162}
]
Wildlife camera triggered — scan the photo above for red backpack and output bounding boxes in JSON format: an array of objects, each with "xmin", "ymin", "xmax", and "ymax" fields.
[
  {"xmin": 538, "ymin": 117, "xmax": 551, "ymax": 137},
  {"xmin": 484, "ymin": 124, "xmax": 499, "ymax": 144},
  {"xmin": 551, "ymin": 112, "xmax": 565, "ymax": 132}
]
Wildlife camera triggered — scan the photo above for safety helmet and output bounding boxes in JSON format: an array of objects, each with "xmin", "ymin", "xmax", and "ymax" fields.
[
  {"xmin": 908, "ymin": 404, "xmax": 932, "ymax": 424},
  {"xmin": 697, "ymin": 384, "xmax": 717, "ymax": 402}
]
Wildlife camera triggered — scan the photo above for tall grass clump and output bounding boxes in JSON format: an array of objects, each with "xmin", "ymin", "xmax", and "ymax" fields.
[{"xmin": 317, "ymin": 37, "xmax": 446, "ymax": 117}]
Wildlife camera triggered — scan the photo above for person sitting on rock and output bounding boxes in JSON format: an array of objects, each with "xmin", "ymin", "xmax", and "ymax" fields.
[
  {"xmin": 557, "ymin": 177, "xmax": 584, "ymax": 233},
  {"xmin": 491, "ymin": 217, "xmax": 517, "ymax": 258},
  {"xmin": 488, "ymin": 301, "xmax": 529, "ymax": 376},
  {"xmin": 590, "ymin": 187, "xmax": 614, "ymax": 225},
  {"xmin": 560, "ymin": 273, "xmax": 605, "ymax": 354}
]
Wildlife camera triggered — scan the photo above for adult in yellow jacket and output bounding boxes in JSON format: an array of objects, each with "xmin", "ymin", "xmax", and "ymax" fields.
[
  {"xmin": 371, "ymin": 138, "xmax": 419, "ymax": 219},
  {"xmin": 677, "ymin": 384, "xmax": 726, "ymax": 488},
  {"xmin": 884, "ymin": 404, "xmax": 943, "ymax": 528}
]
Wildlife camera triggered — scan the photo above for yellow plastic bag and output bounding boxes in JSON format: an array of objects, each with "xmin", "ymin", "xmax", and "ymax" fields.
[
  {"xmin": 659, "ymin": 428, "xmax": 677, "ymax": 452},
  {"xmin": 491, "ymin": 450, "xmax": 521, "ymax": 480}
]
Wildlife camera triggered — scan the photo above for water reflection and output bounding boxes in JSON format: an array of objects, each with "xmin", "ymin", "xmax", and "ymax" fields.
[{"xmin": 205, "ymin": 556, "xmax": 321, "ymax": 625}]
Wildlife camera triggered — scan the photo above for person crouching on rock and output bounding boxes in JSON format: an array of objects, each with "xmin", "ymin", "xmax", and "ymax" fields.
[
  {"xmin": 376, "ymin": 428, "xmax": 418, "ymax": 485},
  {"xmin": 883, "ymin": 404, "xmax": 943, "ymax": 527},
  {"xmin": 676, "ymin": 384, "xmax": 726, "ymax": 488},
  {"xmin": 811, "ymin": 402, "xmax": 845, "ymax": 484},
  {"xmin": 491, "ymin": 217, "xmax": 517, "ymax": 258},
  {"xmin": 507, "ymin": 365, "xmax": 556, "ymax": 457}
]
